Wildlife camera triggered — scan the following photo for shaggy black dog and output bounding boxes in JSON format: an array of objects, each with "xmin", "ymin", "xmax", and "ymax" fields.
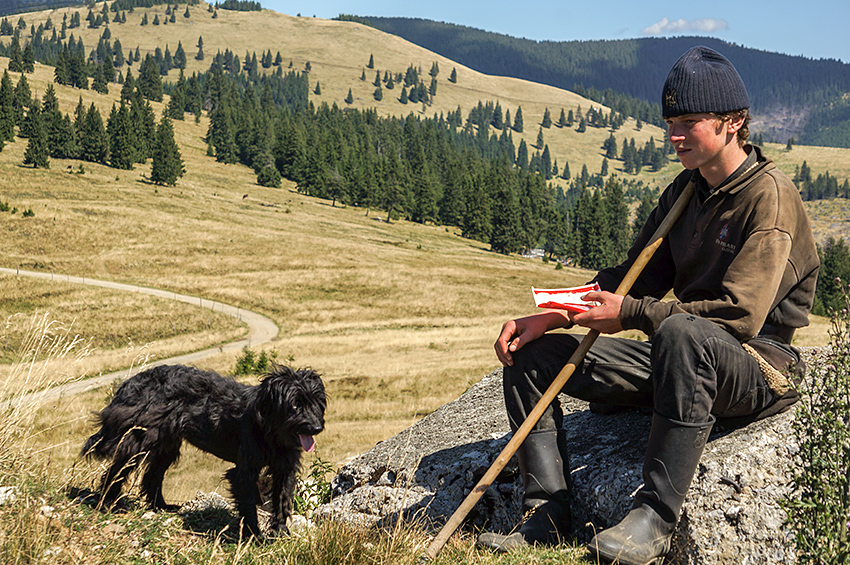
[{"xmin": 82, "ymin": 363, "xmax": 326, "ymax": 537}]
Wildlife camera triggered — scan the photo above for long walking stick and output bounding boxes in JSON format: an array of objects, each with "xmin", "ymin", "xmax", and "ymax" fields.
[{"xmin": 420, "ymin": 182, "xmax": 695, "ymax": 562}]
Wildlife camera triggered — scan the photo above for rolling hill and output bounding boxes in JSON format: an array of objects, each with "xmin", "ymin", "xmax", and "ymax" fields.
[{"xmin": 363, "ymin": 17, "xmax": 850, "ymax": 147}]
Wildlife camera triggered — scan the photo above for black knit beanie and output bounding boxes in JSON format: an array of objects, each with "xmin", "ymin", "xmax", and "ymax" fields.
[{"xmin": 662, "ymin": 46, "xmax": 749, "ymax": 118}]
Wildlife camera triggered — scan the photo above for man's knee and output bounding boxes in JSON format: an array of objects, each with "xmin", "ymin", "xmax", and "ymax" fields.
[{"xmin": 653, "ymin": 313, "xmax": 720, "ymax": 355}]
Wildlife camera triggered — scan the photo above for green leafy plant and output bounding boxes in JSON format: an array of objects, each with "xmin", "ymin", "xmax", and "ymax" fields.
[
  {"xmin": 293, "ymin": 455, "xmax": 333, "ymax": 515},
  {"xmin": 784, "ymin": 278, "xmax": 850, "ymax": 564}
]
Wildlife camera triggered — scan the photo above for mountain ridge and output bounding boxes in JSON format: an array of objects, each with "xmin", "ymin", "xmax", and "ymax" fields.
[{"xmin": 362, "ymin": 16, "xmax": 850, "ymax": 146}]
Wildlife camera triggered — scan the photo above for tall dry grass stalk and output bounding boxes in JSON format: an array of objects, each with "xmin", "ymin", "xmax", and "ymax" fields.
[{"xmin": 0, "ymin": 312, "xmax": 92, "ymax": 459}]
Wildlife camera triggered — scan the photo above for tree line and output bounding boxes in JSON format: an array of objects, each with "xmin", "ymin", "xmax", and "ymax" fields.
[
  {"xmin": 2, "ymin": 9, "xmax": 844, "ymax": 273},
  {"xmin": 198, "ymin": 57, "xmax": 639, "ymax": 263},
  {"xmin": 793, "ymin": 161, "xmax": 850, "ymax": 201},
  {"xmin": 365, "ymin": 18, "xmax": 850, "ymax": 148},
  {"xmin": 0, "ymin": 68, "xmax": 184, "ymax": 185}
]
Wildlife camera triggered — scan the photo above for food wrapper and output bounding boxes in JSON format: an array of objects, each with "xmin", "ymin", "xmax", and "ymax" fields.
[{"xmin": 532, "ymin": 282, "xmax": 601, "ymax": 313}]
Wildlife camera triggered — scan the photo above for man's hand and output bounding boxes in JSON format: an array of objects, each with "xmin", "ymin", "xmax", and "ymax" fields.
[
  {"xmin": 494, "ymin": 311, "xmax": 571, "ymax": 367},
  {"xmin": 571, "ymin": 291, "xmax": 624, "ymax": 334}
]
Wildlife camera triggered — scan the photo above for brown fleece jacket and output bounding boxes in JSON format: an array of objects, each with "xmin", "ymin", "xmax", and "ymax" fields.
[{"xmin": 594, "ymin": 145, "xmax": 819, "ymax": 342}]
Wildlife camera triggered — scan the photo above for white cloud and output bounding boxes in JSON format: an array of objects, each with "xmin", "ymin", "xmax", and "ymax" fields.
[{"xmin": 641, "ymin": 17, "xmax": 729, "ymax": 36}]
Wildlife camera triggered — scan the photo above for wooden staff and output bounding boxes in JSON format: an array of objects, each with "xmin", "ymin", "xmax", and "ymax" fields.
[{"xmin": 420, "ymin": 181, "xmax": 695, "ymax": 562}]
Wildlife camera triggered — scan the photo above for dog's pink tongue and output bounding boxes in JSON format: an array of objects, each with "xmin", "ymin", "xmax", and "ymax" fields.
[{"xmin": 300, "ymin": 434, "xmax": 316, "ymax": 452}]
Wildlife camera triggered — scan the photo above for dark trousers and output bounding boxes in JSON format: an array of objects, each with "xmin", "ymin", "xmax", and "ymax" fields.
[{"xmin": 504, "ymin": 314, "xmax": 778, "ymax": 430}]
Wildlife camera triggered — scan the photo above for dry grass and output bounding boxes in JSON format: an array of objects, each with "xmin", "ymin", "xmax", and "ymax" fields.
[
  {"xmin": 15, "ymin": 3, "xmax": 676, "ymax": 188},
  {"xmin": 0, "ymin": 274, "xmax": 245, "ymax": 382},
  {"xmin": 0, "ymin": 312, "xmax": 589, "ymax": 564}
]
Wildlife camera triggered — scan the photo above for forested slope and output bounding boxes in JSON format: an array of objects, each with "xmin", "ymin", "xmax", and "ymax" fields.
[{"xmin": 365, "ymin": 17, "xmax": 850, "ymax": 147}]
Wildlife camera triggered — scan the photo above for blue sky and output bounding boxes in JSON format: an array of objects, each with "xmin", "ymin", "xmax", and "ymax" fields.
[{"xmin": 263, "ymin": 0, "xmax": 850, "ymax": 64}]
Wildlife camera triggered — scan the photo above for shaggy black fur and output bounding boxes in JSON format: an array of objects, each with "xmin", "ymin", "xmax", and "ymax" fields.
[{"xmin": 82, "ymin": 364, "xmax": 326, "ymax": 537}]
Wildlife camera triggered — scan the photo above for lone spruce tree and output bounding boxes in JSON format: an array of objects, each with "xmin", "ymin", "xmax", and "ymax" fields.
[
  {"xmin": 151, "ymin": 114, "xmax": 184, "ymax": 186},
  {"xmin": 513, "ymin": 106, "xmax": 523, "ymax": 133},
  {"xmin": 23, "ymin": 100, "xmax": 49, "ymax": 168}
]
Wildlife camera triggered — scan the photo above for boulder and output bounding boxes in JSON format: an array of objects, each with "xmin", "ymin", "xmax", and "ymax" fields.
[{"xmin": 316, "ymin": 367, "xmax": 800, "ymax": 564}]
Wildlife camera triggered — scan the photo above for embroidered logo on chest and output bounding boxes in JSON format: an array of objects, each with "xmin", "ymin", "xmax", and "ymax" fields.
[{"xmin": 715, "ymin": 224, "xmax": 736, "ymax": 254}]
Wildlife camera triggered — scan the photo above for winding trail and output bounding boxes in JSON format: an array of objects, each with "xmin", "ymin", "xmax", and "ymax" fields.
[{"xmin": 0, "ymin": 267, "xmax": 279, "ymax": 404}]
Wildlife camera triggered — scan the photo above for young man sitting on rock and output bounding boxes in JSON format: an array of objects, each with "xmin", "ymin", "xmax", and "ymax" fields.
[{"xmin": 477, "ymin": 46, "xmax": 819, "ymax": 565}]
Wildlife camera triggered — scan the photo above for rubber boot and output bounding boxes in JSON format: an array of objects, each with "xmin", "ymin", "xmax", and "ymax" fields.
[
  {"xmin": 587, "ymin": 413, "xmax": 714, "ymax": 565},
  {"xmin": 477, "ymin": 428, "xmax": 571, "ymax": 552}
]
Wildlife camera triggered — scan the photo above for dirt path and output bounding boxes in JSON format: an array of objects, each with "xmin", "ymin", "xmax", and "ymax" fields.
[{"xmin": 0, "ymin": 267, "xmax": 279, "ymax": 404}]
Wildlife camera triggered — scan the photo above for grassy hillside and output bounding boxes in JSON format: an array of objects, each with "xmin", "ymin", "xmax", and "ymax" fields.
[
  {"xmin": 9, "ymin": 2, "xmax": 677, "ymax": 189},
  {"xmin": 0, "ymin": 1, "xmax": 842, "ymax": 505},
  {"xmin": 365, "ymin": 17, "xmax": 850, "ymax": 147}
]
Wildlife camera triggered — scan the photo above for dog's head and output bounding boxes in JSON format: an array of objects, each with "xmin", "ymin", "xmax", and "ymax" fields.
[{"xmin": 255, "ymin": 365, "xmax": 326, "ymax": 452}]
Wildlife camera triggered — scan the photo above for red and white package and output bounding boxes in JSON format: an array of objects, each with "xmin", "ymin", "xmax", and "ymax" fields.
[{"xmin": 531, "ymin": 282, "xmax": 601, "ymax": 313}]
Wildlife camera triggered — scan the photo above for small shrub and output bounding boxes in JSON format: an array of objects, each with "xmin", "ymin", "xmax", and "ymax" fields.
[
  {"xmin": 784, "ymin": 279, "xmax": 850, "ymax": 564},
  {"xmin": 293, "ymin": 455, "xmax": 332, "ymax": 514},
  {"xmin": 232, "ymin": 346, "xmax": 278, "ymax": 375}
]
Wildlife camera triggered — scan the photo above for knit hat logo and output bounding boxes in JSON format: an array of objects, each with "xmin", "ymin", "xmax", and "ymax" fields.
[{"xmin": 664, "ymin": 89, "xmax": 677, "ymax": 110}]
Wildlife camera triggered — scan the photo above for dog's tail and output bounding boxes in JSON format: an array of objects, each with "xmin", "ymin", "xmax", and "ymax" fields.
[
  {"xmin": 81, "ymin": 429, "xmax": 107, "ymax": 460},
  {"xmin": 81, "ymin": 412, "xmax": 113, "ymax": 460}
]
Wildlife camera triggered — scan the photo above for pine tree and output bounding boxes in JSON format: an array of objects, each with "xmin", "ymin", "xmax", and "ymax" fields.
[
  {"xmin": 174, "ymin": 41, "xmax": 187, "ymax": 69},
  {"xmin": 79, "ymin": 103, "xmax": 108, "ymax": 164},
  {"xmin": 107, "ymin": 103, "xmax": 135, "ymax": 169},
  {"xmin": 8, "ymin": 35, "xmax": 23, "ymax": 72},
  {"xmin": 23, "ymin": 100, "xmax": 49, "ymax": 168},
  {"xmin": 489, "ymin": 180, "xmax": 522, "ymax": 254},
  {"xmin": 13, "ymin": 73, "xmax": 31, "ymax": 128},
  {"xmin": 121, "ymin": 68, "xmax": 135, "ymax": 103},
  {"xmin": 207, "ymin": 94, "xmax": 237, "ymax": 164},
  {"xmin": 536, "ymin": 127, "xmax": 544, "ymax": 149},
  {"xmin": 22, "ymin": 43, "xmax": 35, "ymax": 73},
  {"xmin": 113, "ymin": 38, "xmax": 125, "ymax": 67},
  {"xmin": 373, "ymin": 86, "xmax": 382, "ymax": 101},
  {"xmin": 137, "ymin": 55, "xmax": 163, "ymax": 101},
  {"xmin": 367, "ymin": 54, "xmax": 374, "ymax": 68},
  {"xmin": 449, "ymin": 67, "xmax": 457, "ymax": 83},
  {"xmin": 151, "ymin": 114, "xmax": 184, "ymax": 186},
  {"xmin": 53, "ymin": 113, "xmax": 78, "ymax": 159},
  {"xmin": 632, "ymin": 193, "xmax": 655, "ymax": 238},
  {"xmin": 513, "ymin": 106, "xmax": 523, "ymax": 133},
  {"xmin": 558, "ymin": 108, "xmax": 567, "ymax": 128},
  {"xmin": 91, "ymin": 63, "xmax": 109, "ymax": 94},
  {"xmin": 344, "ymin": 88, "xmax": 353, "ymax": 104},
  {"xmin": 577, "ymin": 117, "xmax": 587, "ymax": 133},
  {"xmin": 541, "ymin": 145, "xmax": 552, "ymax": 179},
  {"xmin": 0, "ymin": 70, "xmax": 15, "ymax": 141},
  {"xmin": 167, "ymin": 71, "xmax": 186, "ymax": 120},
  {"xmin": 542, "ymin": 108, "xmax": 552, "ymax": 128},
  {"xmin": 603, "ymin": 133, "xmax": 618, "ymax": 159}
]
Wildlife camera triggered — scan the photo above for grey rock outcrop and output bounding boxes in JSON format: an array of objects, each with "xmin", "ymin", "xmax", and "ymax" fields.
[{"xmin": 316, "ymin": 368, "xmax": 800, "ymax": 564}]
